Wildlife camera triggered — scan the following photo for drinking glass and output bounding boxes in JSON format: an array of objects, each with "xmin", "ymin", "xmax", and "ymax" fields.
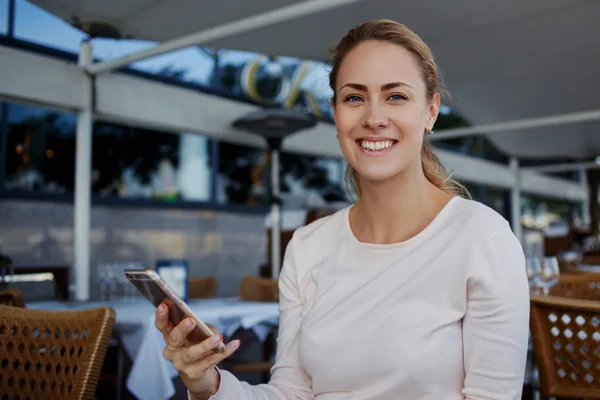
[
  {"xmin": 526, "ymin": 257, "xmax": 542, "ymax": 294},
  {"xmin": 539, "ymin": 257, "xmax": 560, "ymax": 295}
]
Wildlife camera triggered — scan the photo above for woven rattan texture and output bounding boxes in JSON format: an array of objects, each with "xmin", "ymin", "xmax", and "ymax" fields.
[
  {"xmin": 0, "ymin": 290, "xmax": 25, "ymax": 308},
  {"xmin": 530, "ymin": 295, "xmax": 600, "ymax": 399},
  {"xmin": 550, "ymin": 273, "xmax": 600, "ymax": 300},
  {"xmin": 188, "ymin": 277, "xmax": 218, "ymax": 299},
  {"xmin": 239, "ymin": 276, "xmax": 279, "ymax": 302},
  {"xmin": 0, "ymin": 305, "xmax": 116, "ymax": 400}
]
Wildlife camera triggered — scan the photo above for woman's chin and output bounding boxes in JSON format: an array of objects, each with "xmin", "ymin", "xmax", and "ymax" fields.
[{"xmin": 353, "ymin": 168, "xmax": 404, "ymax": 185}]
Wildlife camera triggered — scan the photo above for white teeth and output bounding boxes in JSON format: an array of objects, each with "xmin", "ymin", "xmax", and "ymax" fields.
[{"xmin": 360, "ymin": 140, "xmax": 394, "ymax": 151}]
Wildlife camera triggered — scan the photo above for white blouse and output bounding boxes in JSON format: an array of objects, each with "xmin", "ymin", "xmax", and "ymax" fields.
[{"xmin": 207, "ymin": 197, "xmax": 530, "ymax": 400}]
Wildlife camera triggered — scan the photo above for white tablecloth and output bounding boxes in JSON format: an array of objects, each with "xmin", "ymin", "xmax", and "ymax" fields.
[
  {"xmin": 28, "ymin": 298, "xmax": 280, "ymax": 400},
  {"xmin": 577, "ymin": 264, "xmax": 600, "ymax": 273}
]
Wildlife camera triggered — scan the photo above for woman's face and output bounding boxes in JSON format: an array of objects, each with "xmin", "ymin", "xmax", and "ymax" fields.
[{"xmin": 333, "ymin": 40, "xmax": 439, "ymax": 186}]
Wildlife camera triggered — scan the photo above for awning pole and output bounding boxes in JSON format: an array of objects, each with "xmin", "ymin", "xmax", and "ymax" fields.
[
  {"xmin": 74, "ymin": 39, "xmax": 93, "ymax": 301},
  {"xmin": 579, "ymin": 168, "xmax": 591, "ymax": 228},
  {"xmin": 86, "ymin": 0, "xmax": 363, "ymax": 75},
  {"xmin": 510, "ymin": 157, "xmax": 522, "ymax": 243}
]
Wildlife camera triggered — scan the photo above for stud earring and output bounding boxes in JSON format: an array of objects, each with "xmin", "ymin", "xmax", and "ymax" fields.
[{"xmin": 426, "ymin": 128, "xmax": 433, "ymax": 135}]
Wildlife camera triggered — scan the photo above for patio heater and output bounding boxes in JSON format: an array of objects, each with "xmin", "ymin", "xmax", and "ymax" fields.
[{"xmin": 232, "ymin": 109, "xmax": 317, "ymax": 279}]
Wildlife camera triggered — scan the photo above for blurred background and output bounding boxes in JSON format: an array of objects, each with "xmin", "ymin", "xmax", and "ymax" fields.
[{"xmin": 1, "ymin": 1, "xmax": 600, "ymax": 399}]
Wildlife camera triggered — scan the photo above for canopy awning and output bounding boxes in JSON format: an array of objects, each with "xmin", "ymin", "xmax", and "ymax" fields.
[{"xmin": 28, "ymin": 0, "xmax": 600, "ymax": 161}]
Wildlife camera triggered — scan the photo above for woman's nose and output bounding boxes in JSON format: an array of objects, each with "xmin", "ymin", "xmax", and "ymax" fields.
[{"xmin": 362, "ymin": 104, "xmax": 389, "ymax": 129}]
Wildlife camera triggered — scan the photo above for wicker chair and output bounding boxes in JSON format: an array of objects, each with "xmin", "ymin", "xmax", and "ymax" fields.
[
  {"xmin": 0, "ymin": 305, "xmax": 116, "ymax": 399},
  {"xmin": 0, "ymin": 289, "xmax": 25, "ymax": 308},
  {"xmin": 530, "ymin": 294, "xmax": 600, "ymax": 399},
  {"xmin": 226, "ymin": 276, "xmax": 279, "ymax": 380},
  {"xmin": 549, "ymin": 273, "xmax": 600, "ymax": 301},
  {"xmin": 239, "ymin": 276, "xmax": 279, "ymax": 303},
  {"xmin": 188, "ymin": 277, "xmax": 218, "ymax": 299}
]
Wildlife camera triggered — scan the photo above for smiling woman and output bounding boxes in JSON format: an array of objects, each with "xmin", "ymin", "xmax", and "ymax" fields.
[
  {"xmin": 156, "ymin": 19, "xmax": 530, "ymax": 400},
  {"xmin": 329, "ymin": 20, "xmax": 469, "ymax": 199}
]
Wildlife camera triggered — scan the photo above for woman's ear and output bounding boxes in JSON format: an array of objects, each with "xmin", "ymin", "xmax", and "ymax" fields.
[{"xmin": 427, "ymin": 92, "xmax": 441, "ymax": 129}]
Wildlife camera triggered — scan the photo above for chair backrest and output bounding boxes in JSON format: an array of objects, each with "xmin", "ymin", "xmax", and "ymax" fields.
[
  {"xmin": 530, "ymin": 295, "xmax": 600, "ymax": 399},
  {"xmin": 239, "ymin": 276, "xmax": 279, "ymax": 302},
  {"xmin": 0, "ymin": 289, "xmax": 26, "ymax": 308},
  {"xmin": 188, "ymin": 277, "xmax": 218, "ymax": 299},
  {"xmin": 549, "ymin": 273, "xmax": 600, "ymax": 300},
  {"xmin": 582, "ymin": 254, "xmax": 600, "ymax": 265},
  {"xmin": 0, "ymin": 305, "xmax": 116, "ymax": 399}
]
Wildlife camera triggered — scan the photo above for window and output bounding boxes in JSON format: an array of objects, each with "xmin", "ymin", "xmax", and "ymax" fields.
[
  {"xmin": 216, "ymin": 142, "xmax": 347, "ymax": 207},
  {"xmin": 433, "ymin": 110, "xmax": 509, "ymax": 163},
  {"xmin": 216, "ymin": 142, "xmax": 267, "ymax": 205},
  {"xmin": 15, "ymin": 0, "xmax": 85, "ymax": 52},
  {"xmin": 521, "ymin": 194, "xmax": 578, "ymax": 232},
  {"xmin": 546, "ymin": 171, "xmax": 580, "ymax": 181},
  {"xmin": 457, "ymin": 181, "xmax": 509, "ymax": 221},
  {"xmin": 91, "ymin": 124, "xmax": 212, "ymax": 202},
  {"xmin": 4, "ymin": 102, "xmax": 76, "ymax": 193},
  {"xmin": 3, "ymin": 102, "xmax": 212, "ymax": 202},
  {"xmin": 483, "ymin": 185, "xmax": 509, "ymax": 220},
  {"xmin": 279, "ymin": 153, "xmax": 346, "ymax": 207}
]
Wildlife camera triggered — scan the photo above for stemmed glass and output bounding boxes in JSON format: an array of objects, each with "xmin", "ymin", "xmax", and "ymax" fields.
[
  {"xmin": 538, "ymin": 257, "xmax": 560, "ymax": 295},
  {"xmin": 526, "ymin": 257, "xmax": 542, "ymax": 294},
  {"xmin": 96, "ymin": 263, "xmax": 110, "ymax": 301}
]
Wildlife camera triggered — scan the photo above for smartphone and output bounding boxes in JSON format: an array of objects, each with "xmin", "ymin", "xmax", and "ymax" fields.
[{"xmin": 124, "ymin": 268, "xmax": 226, "ymax": 352}]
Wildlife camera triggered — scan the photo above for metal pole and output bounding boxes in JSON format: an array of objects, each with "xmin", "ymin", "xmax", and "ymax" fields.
[
  {"xmin": 86, "ymin": 0, "xmax": 363, "ymax": 75},
  {"xmin": 270, "ymin": 149, "xmax": 281, "ymax": 279},
  {"xmin": 431, "ymin": 108, "xmax": 600, "ymax": 141},
  {"xmin": 510, "ymin": 157, "xmax": 522, "ymax": 243},
  {"xmin": 579, "ymin": 168, "xmax": 591, "ymax": 228},
  {"xmin": 210, "ymin": 140, "xmax": 219, "ymax": 204},
  {"xmin": 522, "ymin": 161, "xmax": 600, "ymax": 174},
  {"xmin": 74, "ymin": 39, "xmax": 93, "ymax": 301}
]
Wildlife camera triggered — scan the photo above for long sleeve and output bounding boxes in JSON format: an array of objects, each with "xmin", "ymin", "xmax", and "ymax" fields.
[
  {"xmin": 208, "ymin": 231, "xmax": 314, "ymax": 400},
  {"xmin": 461, "ymin": 224, "xmax": 530, "ymax": 400}
]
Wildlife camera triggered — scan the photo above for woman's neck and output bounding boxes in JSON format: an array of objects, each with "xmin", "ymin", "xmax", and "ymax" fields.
[{"xmin": 350, "ymin": 168, "xmax": 453, "ymax": 245}]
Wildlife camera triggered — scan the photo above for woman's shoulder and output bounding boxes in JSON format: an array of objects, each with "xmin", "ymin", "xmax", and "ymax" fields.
[
  {"xmin": 451, "ymin": 197, "xmax": 513, "ymax": 241},
  {"xmin": 280, "ymin": 207, "xmax": 349, "ymax": 287}
]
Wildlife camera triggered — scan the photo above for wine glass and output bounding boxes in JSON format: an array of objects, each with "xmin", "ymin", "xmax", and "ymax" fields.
[
  {"xmin": 526, "ymin": 257, "xmax": 542, "ymax": 294},
  {"xmin": 96, "ymin": 263, "xmax": 109, "ymax": 301},
  {"xmin": 539, "ymin": 257, "xmax": 560, "ymax": 295}
]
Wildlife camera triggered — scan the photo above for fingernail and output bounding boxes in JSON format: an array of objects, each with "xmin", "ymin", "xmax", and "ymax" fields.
[
  {"xmin": 211, "ymin": 335, "xmax": 221, "ymax": 344},
  {"xmin": 185, "ymin": 318, "xmax": 195, "ymax": 328},
  {"xmin": 159, "ymin": 305, "xmax": 166, "ymax": 313},
  {"xmin": 231, "ymin": 340, "xmax": 240, "ymax": 349}
]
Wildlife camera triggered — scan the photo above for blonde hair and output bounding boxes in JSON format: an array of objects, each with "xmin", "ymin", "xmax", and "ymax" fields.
[{"xmin": 329, "ymin": 19, "xmax": 470, "ymax": 199}]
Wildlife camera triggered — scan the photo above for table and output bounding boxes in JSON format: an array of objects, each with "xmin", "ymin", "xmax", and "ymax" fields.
[
  {"xmin": 576, "ymin": 264, "xmax": 600, "ymax": 273},
  {"xmin": 28, "ymin": 298, "xmax": 280, "ymax": 400}
]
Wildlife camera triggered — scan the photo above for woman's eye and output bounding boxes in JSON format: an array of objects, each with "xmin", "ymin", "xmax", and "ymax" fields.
[
  {"xmin": 344, "ymin": 95, "xmax": 363, "ymax": 103},
  {"xmin": 388, "ymin": 93, "xmax": 407, "ymax": 101}
]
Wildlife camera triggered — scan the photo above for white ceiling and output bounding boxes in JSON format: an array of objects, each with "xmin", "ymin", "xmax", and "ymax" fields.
[{"xmin": 28, "ymin": 0, "xmax": 600, "ymax": 161}]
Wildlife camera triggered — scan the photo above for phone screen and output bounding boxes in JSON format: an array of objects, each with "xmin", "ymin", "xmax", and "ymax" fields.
[{"xmin": 126, "ymin": 272, "xmax": 214, "ymax": 345}]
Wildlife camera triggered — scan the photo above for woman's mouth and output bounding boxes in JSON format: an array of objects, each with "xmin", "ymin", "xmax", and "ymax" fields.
[{"xmin": 355, "ymin": 139, "xmax": 398, "ymax": 155}]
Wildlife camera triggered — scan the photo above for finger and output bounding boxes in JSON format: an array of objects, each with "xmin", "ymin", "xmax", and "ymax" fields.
[
  {"xmin": 167, "ymin": 317, "xmax": 197, "ymax": 349},
  {"xmin": 202, "ymin": 339, "xmax": 241, "ymax": 367},
  {"xmin": 155, "ymin": 303, "xmax": 173, "ymax": 334},
  {"xmin": 180, "ymin": 340, "xmax": 241, "ymax": 379},
  {"xmin": 181, "ymin": 333, "xmax": 224, "ymax": 364},
  {"xmin": 207, "ymin": 323, "xmax": 219, "ymax": 336}
]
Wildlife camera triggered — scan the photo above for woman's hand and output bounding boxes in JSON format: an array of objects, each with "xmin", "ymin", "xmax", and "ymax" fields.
[{"xmin": 155, "ymin": 303, "xmax": 240, "ymax": 399}]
